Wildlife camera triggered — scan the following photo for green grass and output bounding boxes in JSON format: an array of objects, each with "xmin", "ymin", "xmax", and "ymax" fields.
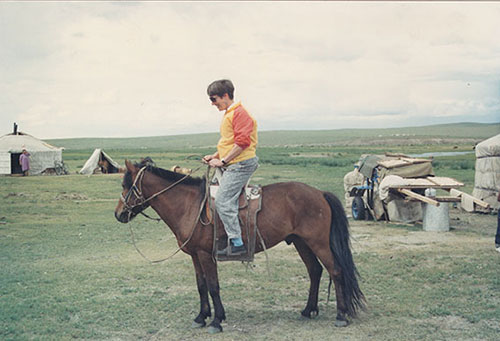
[
  {"xmin": 1, "ymin": 127, "xmax": 499, "ymax": 340},
  {"xmin": 46, "ymin": 122, "xmax": 500, "ymax": 150}
]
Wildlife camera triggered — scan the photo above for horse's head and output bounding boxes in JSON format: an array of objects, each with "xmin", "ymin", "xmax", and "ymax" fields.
[{"xmin": 114, "ymin": 159, "xmax": 151, "ymax": 223}]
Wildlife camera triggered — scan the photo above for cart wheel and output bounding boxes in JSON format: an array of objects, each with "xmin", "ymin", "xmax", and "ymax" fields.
[{"xmin": 352, "ymin": 196, "xmax": 366, "ymax": 220}]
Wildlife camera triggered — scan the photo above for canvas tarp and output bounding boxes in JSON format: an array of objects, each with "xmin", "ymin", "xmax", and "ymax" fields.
[
  {"xmin": 79, "ymin": 149, "xmax": 121, "ymax": 175},
  {"xmin": 0, "ymin": 132, "xmax": 63, "ymax": 175},
  {"xmin": 386, "ymin": 199, "xmax": 423, "ymax": 223},
  {"xmin": 357, "ymin": 154, "xmax": 434, "ymax": 179},
  {"xmin": 377, "ymin": 158, "xmax": 434, "ymax": 179},
  {"xmin": 472, "ymin": 134, "xmax": 500, "ymax": 211},
  {"xmin": 343, "ymin": 168, "xmax": 365, "ymax": 209}
]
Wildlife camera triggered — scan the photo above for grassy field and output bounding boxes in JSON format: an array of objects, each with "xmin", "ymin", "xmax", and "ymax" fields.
[
  {"xmin": 1, "ymin": 125, "xmax": 499, "ymax": 340},
  {"xmin": 46, "ymin": 122, "xmax": 500, "ymax": 150}
]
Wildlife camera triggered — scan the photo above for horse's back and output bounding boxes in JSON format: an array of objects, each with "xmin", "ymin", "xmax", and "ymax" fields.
[
  {"xmin": 262, "ymin": 181, "xmax": 330, "ymax": 208},
  {"xmin": 258, "ymin": 181, "xmax": 333, "ymax": 246},
  {"xmin": 262, "ymin": 181, "xmax": 325, "ymax": 196}
]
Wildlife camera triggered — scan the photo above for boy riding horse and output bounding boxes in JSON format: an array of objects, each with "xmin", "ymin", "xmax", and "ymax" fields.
[{"xmin": 202, "ymin": 79, "xmax": 259, "ymax": 257}]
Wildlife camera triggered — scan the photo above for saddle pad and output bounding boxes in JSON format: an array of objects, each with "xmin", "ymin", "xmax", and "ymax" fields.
[{"xmin": 209, "ymin": 185, "xmax": 261, "ymax": 200}]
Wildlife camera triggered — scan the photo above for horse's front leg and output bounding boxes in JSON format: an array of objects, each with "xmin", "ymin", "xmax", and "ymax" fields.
[
  {"xmin": 198, "ymin": 251, "xmax": 225, "ymax": 334},
  {"xmin": 191, "ymin": 254, "xmax": 211, "ymax": 328}
]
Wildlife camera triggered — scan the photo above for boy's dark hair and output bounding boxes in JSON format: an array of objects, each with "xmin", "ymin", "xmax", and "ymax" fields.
[{"xmin": 207, "ymin": 79, "xmax": 234, "ymax": 100}]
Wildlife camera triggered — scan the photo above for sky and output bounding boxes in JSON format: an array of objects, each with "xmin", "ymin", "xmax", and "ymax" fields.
[{"xmin": 1, "ymin": 1, "xmax": 499, "ymax": 139}]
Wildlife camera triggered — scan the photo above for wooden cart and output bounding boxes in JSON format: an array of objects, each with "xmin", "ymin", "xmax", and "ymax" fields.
[{"xmin": 349, "ymin": 155, "xmax": 490, "ymax": 221}]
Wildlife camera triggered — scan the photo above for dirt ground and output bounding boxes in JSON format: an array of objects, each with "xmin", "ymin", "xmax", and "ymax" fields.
[
  {"xmin": 178, "ymin": 208, "xmax": 500, "ymax": 341},
  {"xmin": 350, "ymin": 209, "xmax": 497, "ymax": 254}
]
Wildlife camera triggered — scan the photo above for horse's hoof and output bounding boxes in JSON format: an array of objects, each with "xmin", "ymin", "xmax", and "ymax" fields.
[
  {"xmin": 301, "ymin": 309, "xmax": 319, "ymax": 319},
  {"xmin": 191, "ymin": 321, "xmax": 205, "ymax": 329},
  {"xmin": 207, "ymin": 325, "xmax": 223, "ymax": 334},
  {"xmin": 334, "ymin": 319, "xmax": 349, "ymax": 327}
]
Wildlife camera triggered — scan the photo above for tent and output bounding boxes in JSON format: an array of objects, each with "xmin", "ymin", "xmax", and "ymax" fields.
[
  {"xmin": 0, "ymin": 131, "xmax": 63, "ymax": 175},
  {"xmin": 472, "ymin": 134, "xmax": 500, "ymax": 211},
  {"xmin": 79, "ymin": 149, "xmax": 122, "ymax": 175}
]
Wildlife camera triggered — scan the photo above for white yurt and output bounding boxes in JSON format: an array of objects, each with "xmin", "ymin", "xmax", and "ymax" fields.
[
  {"xmin": 472, "ymin": 134, "xmax": 500, "ymax": 211},
  {"xmin": 0, "ymin": 126, "xmax": 63, "ymax": 175}
]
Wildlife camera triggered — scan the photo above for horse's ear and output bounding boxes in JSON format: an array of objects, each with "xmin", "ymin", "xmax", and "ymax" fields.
[{"xmin": 125, "ymin": 160, "xmax": 137, "ymax": 173}]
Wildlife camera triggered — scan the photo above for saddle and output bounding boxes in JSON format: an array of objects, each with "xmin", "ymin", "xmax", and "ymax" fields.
[{"xmin": 206, "ymin": 184, "xmax": 263, "ymax": 262}]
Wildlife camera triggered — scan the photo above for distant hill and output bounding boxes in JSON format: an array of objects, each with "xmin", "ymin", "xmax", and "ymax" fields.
[{"xmin": 46, "ymin": 122, "xmax": 500, "ymax": 150}]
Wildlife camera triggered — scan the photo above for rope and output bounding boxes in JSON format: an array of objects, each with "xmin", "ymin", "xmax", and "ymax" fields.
[
  {"xmin": 140, "ymin": 210, "xmax": 162, "ymax": 222},
  {"xmin": 128, "ymin": 184, "xmax": 208, "ymax": 264},
  {"xmin": 199, "ymin": 166, "xmax": 215, "ymax": 226},
  {"xmin": 142, "ymin": 164, "xmax": 204, "ymax": 205},
  {"xmin": 126, "ymin": 164, "xmax": 208, "ymax": 264},
  {"xmin": 256, "ymin": 226, "xmax": 271, "ymax": 277}
]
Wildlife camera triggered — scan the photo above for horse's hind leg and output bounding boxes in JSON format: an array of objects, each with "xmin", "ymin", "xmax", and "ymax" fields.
[
  {"xmin": 310, "ymin": 245, "xmax": 349, "ymax": 327},
  {"xmin": 292, "ymin": 236, "xmax": 323, "ymax": 318}
]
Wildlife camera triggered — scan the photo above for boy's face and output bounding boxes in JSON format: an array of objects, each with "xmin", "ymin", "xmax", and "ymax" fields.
[{"xmin": 210, "ymin": 93, "xmax": 232, "ymax": 111}]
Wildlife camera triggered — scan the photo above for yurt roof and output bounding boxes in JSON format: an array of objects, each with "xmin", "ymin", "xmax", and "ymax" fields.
[
  {"xmin": 0, "ymin": 132, "xmax": 62, "ymax": 153},
  {"xmin": 475, "ymin": 133, "xmax": 500, "ymax": 158}
]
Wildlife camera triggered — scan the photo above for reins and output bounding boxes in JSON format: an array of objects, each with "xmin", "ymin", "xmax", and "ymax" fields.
[
  {"xmin": 123, "ymin": 164, "xmax": 207, "ymax": 264},
  {"xmin": 128, "ymin": 194, "xmax": 207, "ymax": 264},
  {"xmin": 121, "ymin": 164, "xmax": 204, "ymax": 211}
]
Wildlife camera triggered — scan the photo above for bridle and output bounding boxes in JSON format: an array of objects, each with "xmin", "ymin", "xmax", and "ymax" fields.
[
  {"xmin": 120, "ymin": 166, "xmax": 148, "ymax": 215},
  {"xmin": 120, "ymin": 165, "xmax": 203, "ymax": 220}
]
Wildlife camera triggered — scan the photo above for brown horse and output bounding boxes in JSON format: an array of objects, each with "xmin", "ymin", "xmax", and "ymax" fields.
[{"xmin": 115, "ymin": 159, "xmax": 365, "ymax": 334}]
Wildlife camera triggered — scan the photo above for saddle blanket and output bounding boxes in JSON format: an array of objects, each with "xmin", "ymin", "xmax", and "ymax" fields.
[{"xmin": 209, "ymin": 184, "xmax": 262, "ymax": 200}]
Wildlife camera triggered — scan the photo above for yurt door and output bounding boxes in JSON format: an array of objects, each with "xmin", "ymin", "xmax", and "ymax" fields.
[{"xmin": 10, "ymin": 153, "xmax": 23, "ymax": 174}]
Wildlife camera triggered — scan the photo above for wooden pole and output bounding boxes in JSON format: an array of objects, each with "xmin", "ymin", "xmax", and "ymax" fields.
[
  {"xmin": 448, "ymin": 188, "xmax": 490, "ymax": 209},
  {"xmin": 397, "ymin": 188, "xmax": 440, "ymax": 207}
]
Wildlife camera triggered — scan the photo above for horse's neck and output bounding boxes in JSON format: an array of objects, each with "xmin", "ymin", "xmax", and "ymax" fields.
[{"xmin": 146, "ymin": 181, "xmax": 202, "ymax": 239}]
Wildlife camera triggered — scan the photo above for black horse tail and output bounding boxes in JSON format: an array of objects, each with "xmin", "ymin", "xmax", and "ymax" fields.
[{"xmin": 323, "ymin": 191, "xmax": 366, "ymax": 318}]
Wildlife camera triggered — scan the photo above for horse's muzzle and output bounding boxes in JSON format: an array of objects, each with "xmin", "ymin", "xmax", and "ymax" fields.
[{"xmin": 115, "ymin": 210, "xmax": 131, "ymax": 223}]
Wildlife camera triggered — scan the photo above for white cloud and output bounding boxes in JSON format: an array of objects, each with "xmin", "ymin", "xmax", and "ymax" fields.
[{"xmin": 0, "ymin": 2, "xmax": 499, "ymax": 138}]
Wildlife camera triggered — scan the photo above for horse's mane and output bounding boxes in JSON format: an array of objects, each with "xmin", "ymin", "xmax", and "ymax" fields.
[{"xmin": 123, "ymin": 158, "xmax": 205, "ymax": 190}]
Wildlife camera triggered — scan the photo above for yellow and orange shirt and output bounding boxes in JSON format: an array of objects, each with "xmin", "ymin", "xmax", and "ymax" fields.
[{"xmin": 217, "ymin": 102, "xmax": 258, "ymax": 164}]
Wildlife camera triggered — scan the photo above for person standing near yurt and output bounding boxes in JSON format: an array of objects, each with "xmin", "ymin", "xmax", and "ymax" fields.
[{"xmin": 19, "ymin": 149, "xmax": 30, "ymax": 176}]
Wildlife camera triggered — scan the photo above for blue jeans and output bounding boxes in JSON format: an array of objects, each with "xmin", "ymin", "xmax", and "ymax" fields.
[{"xmin": 215, "ymin": 157, "xmax": 259, "ymax": 241}]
